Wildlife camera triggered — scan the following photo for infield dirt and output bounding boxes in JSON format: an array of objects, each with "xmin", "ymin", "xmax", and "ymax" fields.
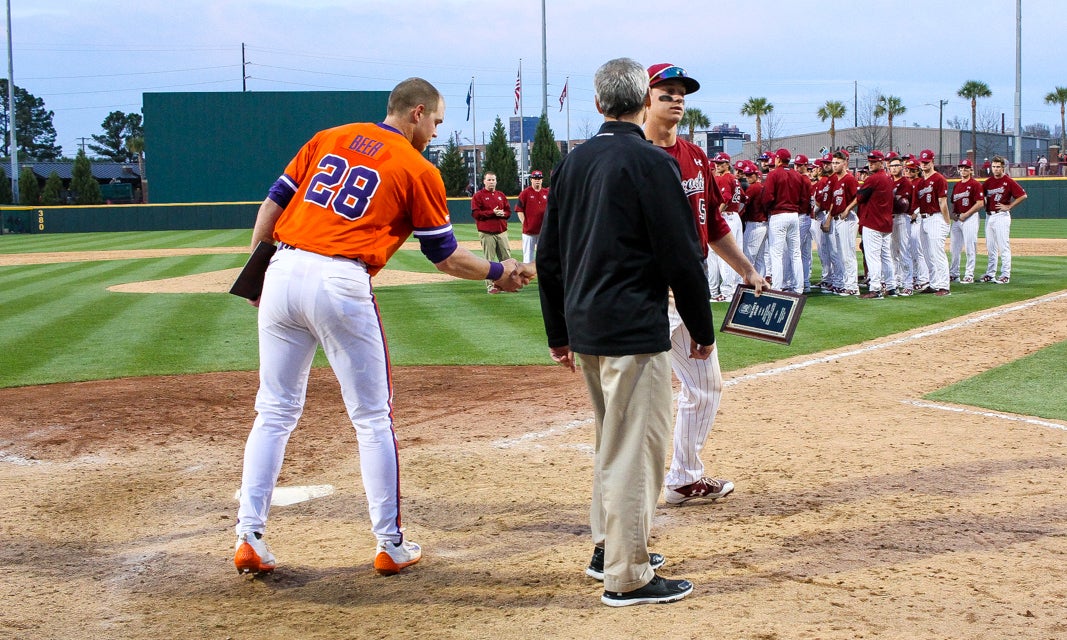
[{"xmin": 2, "ymin": 285, "xmax": 1066, "ymax": 639}]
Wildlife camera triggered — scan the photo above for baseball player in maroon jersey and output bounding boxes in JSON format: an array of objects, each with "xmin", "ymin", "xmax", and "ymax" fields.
[
  {"xmin": 761, "ymin": 148, "xmax": 808, "ymax": 294},
  {"xmin": 741, "ymin": 162, "xmax": 769, "ymax": 279},
  {"xmin": 856, "ymin": 151, "xmax": 896, "ymax": 298},
  {"xmin": 471, "ymin": 171, "xmax": 513, "ymax": 293},
  {"xmin": 905, "ymin": 156, "xmax": 930, "ymax": 291},
  {"xmin": 516, "ymin": 169, "xmax": 548, "ymax": 263},
  {"xmin": 792, "ymin": 155, "xmax": 816, "ymax": 293},
  {"xmin": 812, "ymin": 155, "xmax": 835, "ymax": 290},
  {"xmin": 949, "ymin": 160, "xmax": 984, "ymax": 284},
  {"xmin": 710, "ymin": 152, "xmax": 745, "ymax": 301},
  {"xmin": 644, "ymin": 63, "xmax": 766, "ymax": 506},
  {"xmin": 887, "ymin": 153, "xmax": 914, "ymax": 295},
  {"xmin": 913, "ymin": 149, "xmax": 951, "ymax": 296},
  {"xmin": 823, "ymin": 151, "xmax": 860, "ymax": 296},
  {"xmin": 981, "ymin": 155, "xmax": 1028, "ymax": 283}
]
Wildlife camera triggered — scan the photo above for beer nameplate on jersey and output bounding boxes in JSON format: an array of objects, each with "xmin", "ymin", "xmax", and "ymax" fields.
[{"xmin": 720, "ymin": 285, "xmax": 805, "ymax": 345}]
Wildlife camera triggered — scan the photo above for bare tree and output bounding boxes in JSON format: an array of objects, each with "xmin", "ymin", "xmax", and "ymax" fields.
[
  {"xmin": 577, "ymin": 117, "xmax": 597, "ymax": 140},
  {"xmin": 762, "ymin": 112, "xmax": 784, "ymax": 152},
  {"xmin": 1023, "ymin": 123, "xmax": 1051, "ymax": 138},
  {"xmin": 847, "ymin": 90, "xmax": 890, "ymax": 158}
]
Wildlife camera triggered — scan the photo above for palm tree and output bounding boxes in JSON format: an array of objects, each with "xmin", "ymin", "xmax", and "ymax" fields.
[
  {"xmin": 957, "ymin": 80, "xmax": 992, "ymax": 163},
  {"xmin": 1045, "ymin": 86, "xmax": 1067, "ymax": 154},
  {"xmin": 817, "ymin": 100, "xmax": 847, "ymax": 152},
  {"xmin": 740, "ymin": 97, "xmax": 773, "ymax": 155},
  {"xmin": 680, "ymin": 107, "xmax": 710, "ymax": 143},
  {"xmin": 873, "ymin": 95, "xmax": 906, "ymax": 153}
]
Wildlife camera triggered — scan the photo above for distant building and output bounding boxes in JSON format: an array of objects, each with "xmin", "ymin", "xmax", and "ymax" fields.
[{"xmin": 18, "ymin": 161, "xmax": 143, "ymax": 204}]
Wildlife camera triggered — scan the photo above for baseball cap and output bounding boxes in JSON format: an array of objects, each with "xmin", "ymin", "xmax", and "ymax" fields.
[
  {"xmin": 885, "ymin": 151, "xmax": 901, "ymax": 161},
  {"xmin": 734, "ymin": 160, "xmax": 746, "ymax": 172},
  {"xmin": 957, "ymin": 159, "xmax": 973, "ymax": 168},
  {"xmin": 867, "ymin": 150, "xmax": 885, "ymax": 162},
  {"xmin": 712, "ymin": 152, "xmax": 731, "ymax": 163},
  {"xmin": 758, "ymin": 151, "xmax": 771, "ymax": 161},
  {"xmin": 530, "ymin": 170, "xmax": 544, "ymax": 179},
  {"xmin": 775, "ymin": 148, "xmax": 791, "ymax": 162},
  {"xmin": 919, "ymin": 149, "xmax": 936, "ymax": 163},
  {"xmin": 794, "ymin": 154, "xmax": 809, "ymax": 165},
  {"xmin": 647, "ymin": 63, "xmax": 700, "ymax": 94},
  {"xmin": 821, "ymin": 153, "xmax": 833, "ymax": 164},
  {"xmin": 742, "ymin": 161, "xmax": 759, "ymax": 175}
]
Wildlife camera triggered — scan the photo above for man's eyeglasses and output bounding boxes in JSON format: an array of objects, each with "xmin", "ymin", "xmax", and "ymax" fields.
[{"xmin": 889, "ymin": 163, "xmax": 902, "ymax": 168}]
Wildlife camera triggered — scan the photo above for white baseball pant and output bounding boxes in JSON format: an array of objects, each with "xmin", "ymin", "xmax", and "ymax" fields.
[
  {"xmin": 814, "ymin": 211, "xmax": 835, "ymax": 286},
  {"xmin": 236, "ymin": 248, "xmax": 404, "ymax": 545},
  {"xmin": 830, "ymin": 213, "xmax": 859, "ymax": 292},
  {"xmin": 768, "ymin": 211, "xmax": 803, "ymax": 293},
  {"xmin": 743, "ymin": 221, "xmax": 768, "ymax": 276},
  {"xmin": 983, "ymin": 212, "xmax": 1012, "ymax": 280},
  {"xmin": 921, "ymin": 215, "xmax": 950, "ymax": 291},
  {"xmin": 861, "ymin": 227, "xmax": 894, "ymax": 292},
  {"xmin": 909, "ymin": 218, "xmax": 929, "ymax": 288},
  {"xmin": 949, "ymin": 215, "xmax": 979, "ymax": 280},
  {"xmin": 521, "ymin": 233, "xmax": 539, "ymax": 264},
  {"xmin": 891, "ymin": 215, "xmax": 913, "ymax": 290},
  {"xmin": 799, "ymin": 215, "xmax": 813, "ymax": 291}
]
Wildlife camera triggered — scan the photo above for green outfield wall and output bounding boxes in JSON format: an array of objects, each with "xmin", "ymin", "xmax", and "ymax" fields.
[{"xmin": 2, "ymin": 178, "xmax": 1064, "ymax": 234}]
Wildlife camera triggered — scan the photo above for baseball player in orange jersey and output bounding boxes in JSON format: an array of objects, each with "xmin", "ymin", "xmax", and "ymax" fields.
[
  {"xmin": 644, "ymin": 63, "xmax": 766, "ymax": 505},
  {"xmin": 234, "ymin": 77, "xmax": 531, "ymax": 577}
]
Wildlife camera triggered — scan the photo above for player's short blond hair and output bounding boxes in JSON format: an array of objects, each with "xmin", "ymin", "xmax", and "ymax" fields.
[
  {"xmin": 991, "ymin": 155, "xmax": 1007, "ymax": 167},
  {"xmin": 387, "ymin": 78, "xmax": 442, "ymax": 116}
]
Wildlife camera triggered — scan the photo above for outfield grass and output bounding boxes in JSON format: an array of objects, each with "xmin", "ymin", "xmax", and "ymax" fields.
[{"xmin": 1, "ymin": 225, "xmax": 1065, "ymax": 398}]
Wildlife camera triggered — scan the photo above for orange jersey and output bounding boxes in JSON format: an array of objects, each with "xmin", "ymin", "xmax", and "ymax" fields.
[{"xmin": 270, "ymin": 122, "xmax": 452, "ymax": 276}]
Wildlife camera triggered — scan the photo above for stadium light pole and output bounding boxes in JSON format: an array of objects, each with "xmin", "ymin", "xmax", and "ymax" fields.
[
  {"xmin": 1013, "ymin": 0, "xmax": 1022, "ymax": 164},
  {"xmin": 540, "ymin": 0, "xmax": 547, "ymax": 116},
  {"xmin": 5, "ymin": 0, "xmax": 17, "ymax": 204},
  {"xmin": 926, "ymin": 100, "xmax": 949, "ymax": 165}
]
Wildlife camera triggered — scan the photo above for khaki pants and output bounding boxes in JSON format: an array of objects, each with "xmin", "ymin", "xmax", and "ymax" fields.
[
  {"xmin": 478, "ymin": 231, "xmax": 511, "ymax": 288},
  {"xmin": 578, "ymin": 351, "xmax": 672, "ymax": 593}
]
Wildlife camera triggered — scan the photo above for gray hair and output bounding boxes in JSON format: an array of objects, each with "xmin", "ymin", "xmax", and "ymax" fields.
[{"xmin": 594, "ymin": 58, "xmax": 648, "ymax": 118}]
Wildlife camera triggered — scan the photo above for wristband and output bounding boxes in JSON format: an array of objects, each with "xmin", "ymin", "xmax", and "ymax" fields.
[{"xmin": 487, "ymin": 261, "xmax": 505, "ymax": 281}]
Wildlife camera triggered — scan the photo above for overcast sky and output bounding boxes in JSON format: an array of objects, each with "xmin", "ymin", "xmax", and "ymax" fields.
[{"xmin": 10, "ymin": 0, "xmax": 1066, "ymax": 157}]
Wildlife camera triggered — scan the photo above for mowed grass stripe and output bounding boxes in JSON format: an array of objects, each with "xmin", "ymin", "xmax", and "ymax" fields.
[{"xmin": 0, "ymin": 229, "xmax": 251, "ymax": 254}]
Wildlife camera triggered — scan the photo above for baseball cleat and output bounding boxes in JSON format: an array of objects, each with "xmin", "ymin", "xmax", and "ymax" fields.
[
  {"xmin": 374, "ymin": 538, "xmax": 422, "ymax": 575},
  {"xmin": 935, "ymin": 289, "xmax": 951, "ymax": 296},
  {"xmin": 585, "ymin": 546, "xmax": 665, "ymax": 581},
  {"xmin": 980, "ymin": 275, "xmax": 995, "ymax": 283},
  {"xmin": 664, "ymin": 477, "xmax": 734, "ymax": 505},
  {"xmin": 997, "ymin": 276, "xmax": 1010, "ymax": 284},
  {"xmin": 960, "ymin": 276, "xmax": 974, "ymax": 284},
  {"xmin": 234, "ymin": 532, "xmax": 276, "ymax": 575}
]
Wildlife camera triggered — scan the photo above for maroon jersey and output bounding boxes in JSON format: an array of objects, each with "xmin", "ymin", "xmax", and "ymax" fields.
[
  {"xmin": 471, "ymin": 188, "xmax": 511, "ymax": 233},
  {"xmin": 913, "ymin": 172, "xmax": 948, "ymax": 215},
  {"xmin": 761, "ymin": 166, "xmax": 808, "ymax": 214},
  {"xmin": 892, "ymin": 176, "xmax": 913, "ymax": 215},
  {"xmin": 716, "ymin": 171, "xmax": 743, "ymax": 214},
  {"xmin": 951, "ymin": 178, "xmax": 983, "ymax": 216},
  {"xmin": 742, "ymin": 181, "xmax": 767, "ymax": 223},
  {"xmin": 516, "ymin": 186, "xmax": 549, "ymax": 235},
  {"xmin": 982, "ymin": 175, "xmax": 1026, "ymax": 212},
  {"xmin": 856, "ymin": 168, "xmax": 894, "ymax": 233},
  {"xmin": 662, "ymin": 138, "xmax": 728, "ymax": 256},
  {"xmin": 814, "ymin": 175, "xmax": 833, "ymax": 213},
  {"xmin": 828, "ymin": 172, "xmax": 859, "ymax": 217}
]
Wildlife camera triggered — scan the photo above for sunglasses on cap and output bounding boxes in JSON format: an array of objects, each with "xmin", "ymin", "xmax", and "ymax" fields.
[{"xmin": 650, "ymin": 65, "xmax": 690, "ymax": 83}]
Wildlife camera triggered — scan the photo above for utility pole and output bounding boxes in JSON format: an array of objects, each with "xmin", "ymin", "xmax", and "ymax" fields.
[
  {"xmin": 540, "ymin": 0, "xmax": 547, "ymax": 116},
  {"xmin": 242, "ymin": 43, "xmax": 249, "ymax": 92},
  {"xmin": 76, "ymin": 137, "xmax": 90, "ymax": 154},
  {"xmin": 1013, "ymin": 0, "xmax": 1022, "ymax": 164},
  {"xmin": 6, "ymin": 0, "xmax": 18, "ymax": 204}
]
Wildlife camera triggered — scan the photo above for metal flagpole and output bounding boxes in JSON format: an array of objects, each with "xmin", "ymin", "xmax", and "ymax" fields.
[
  {"xmin": 1013, "ymin": 0, "xmax": 1022, "ymax": 165},
  {"xmin": 6, "ymin": 0, "xmax": 18, "ymax": 204},
  {"xmin": 540, "ymin": 0, "xmax": 548, "ymax": 116},
  {"xmin": 565, "ymin": 77, "xmax": 570, "ymax": 156},
  {"xmin": 471, "ymin": 77, "xmax": 478, "ymax": 185},
  {"xmin": 517, "ymin": 59, "xmax": 525, "ymax": 183}
]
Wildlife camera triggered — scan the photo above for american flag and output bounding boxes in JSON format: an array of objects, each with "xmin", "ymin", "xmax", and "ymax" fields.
[
  {"xmin": 559, "ymin": 80, "xmax": 568, "ymax": 112},
  {"xmin": 514, "ymin": 68, "xmax": 521, "ymax": 115}
]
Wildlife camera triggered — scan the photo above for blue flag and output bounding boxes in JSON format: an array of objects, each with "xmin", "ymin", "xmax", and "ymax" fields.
[{"xmin": 466, "ymin": 81, "xmax": 473, "ymax": 122}]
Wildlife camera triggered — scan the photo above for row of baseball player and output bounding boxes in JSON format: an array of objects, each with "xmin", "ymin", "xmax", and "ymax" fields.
[
  {"xmin": 702, "ymin": 148, "xmax": 1027, "ymax": 298},
  {"xmin": 232, "ymin": 60, "xmax": 769, "ymax": 609}
]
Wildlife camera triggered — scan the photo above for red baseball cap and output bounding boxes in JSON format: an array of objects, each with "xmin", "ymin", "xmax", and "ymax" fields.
[
  {"xmin": 647, "ymin": 63, "xmax": 700, "ymax": 94},
  {"xmin": 712, "ymin": 152, "xmax": 731, "ymax": 163},
  {"xmin": 919, "ymin": 149, "xmax": 936, "ymax": 163},
  {"xmin": 530, "ymin": 170, "xmax": 544, "ymax": 178},
  {"xmin": 794, "ymin": 154, "xmax": 809, "ymax": 165},
  {"xmin": 821, "ymin": 153, "xmax": 833, "ymax": 164},
  {"xmin": 775, "ymin": 148, "xmax": 791, "ymax": 161},
  {"xmin": 958, "ymin": 159, "xmax": 973, "ymax": 168},
  {"xmin": 742, "ymin": 161, "xmax": 759, "ymax": 175},
  {"xmin": 867, "ymin": 150, "xmax": 885, "ymax": 161},
  {"xmin": 885, "ymin": 151, "xmax": 901, "ymax": 161}
]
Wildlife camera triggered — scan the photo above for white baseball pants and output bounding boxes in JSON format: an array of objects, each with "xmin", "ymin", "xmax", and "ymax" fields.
[
  {"xmin": 768, "ymin": 211, "xmax": 803, "ymax": 293},
  {"xmin": 949, "ymin": 215, "xmax": 979, "ymax": 280},
  {"xmin": 921, "ymin": 215, "xmax": 950, "ymax": 291},
  {"xmin": 983, "ymin": 213, "xmax": 1012, "ymax": 279},
  {"xmin": 237, "ymin": 248, "xmax": 405, "ymax": 545},
  {"xmin": 521, "ymin": 233, "xmax": 539, "ymax": 264},
  {"xmin": 830, "ymin": 213, "xmax": 859, "ymax": 292},
  {"xmin": 891, "ymin": 215, "xmax": 912, "ymax": 290},
  {"xmin": 861, "ymin": 227, "xmax": 894, "ymax": 292}
]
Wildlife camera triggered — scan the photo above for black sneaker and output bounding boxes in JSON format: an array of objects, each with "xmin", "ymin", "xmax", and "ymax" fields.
[
  {"xmin": 601, "ymin": 575, "xmax": 694, "ymax": 607},
  {"xmin": 585, "ymin": 546, "xmax": 665, "ymax": 581}
]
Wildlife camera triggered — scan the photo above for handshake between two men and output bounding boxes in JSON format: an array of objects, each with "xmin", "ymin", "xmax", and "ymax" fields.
[{"xmin": 491, "ymin": 259, "xmax": 537, "ymax": 293}]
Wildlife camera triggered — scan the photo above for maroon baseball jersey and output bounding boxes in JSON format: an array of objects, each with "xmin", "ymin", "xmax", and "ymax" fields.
[
  {"xmin": 716, "ymin": 171, "xmax": 743, "ymax": 214},
  {"xmin": 661, "ymin": 138, "xmax": 728, "ymax": 255},
  {"xmin": 857, "ymin": 169, "xmax": 894, "ymax": 233},
  {"xmin": 814, "ymin": 175, "xmax": 833, "ymax": 213},
  {"xmin": 913, "ymin": 172, "xmax": 949, "ymax": 215},
  {"xmin": 761, "ymin": 166, "xmax": 807, "ymax": 214},
  {"xmin": 951, "ymin": 178, "xmax": 983, "ymax": 215},
  {"xmin": 828, "ymin": 172, "xmax": 859, "ymax": 217},
  {"xmin": 982, "ymin": 175, "xmax": 1026, "ymax": 212},
  {"xmin": 516, "ymin": 186, "xmax": 548, "ymax": 235},
  {"xmin": 742, "ymin": 181, "xmax": 767, "ymax": 223},
  {"xmin": 471, "ymin": 188, "xmax": 511, "ymax": 233},
  {"xmin": 892, "ymin": 176, "xmax": 913, "ymax": 215}
]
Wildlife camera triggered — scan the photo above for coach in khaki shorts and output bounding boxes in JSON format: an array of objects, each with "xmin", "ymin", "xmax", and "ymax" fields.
[{"xmin": 537, "ymin": 58, "xmax": 715, "ymax": 607}]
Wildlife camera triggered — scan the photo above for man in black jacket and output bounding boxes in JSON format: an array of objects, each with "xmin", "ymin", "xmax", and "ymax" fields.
[{"xmin": 537, "ymin": 57, "xmax": 714, "ymax": 607}]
